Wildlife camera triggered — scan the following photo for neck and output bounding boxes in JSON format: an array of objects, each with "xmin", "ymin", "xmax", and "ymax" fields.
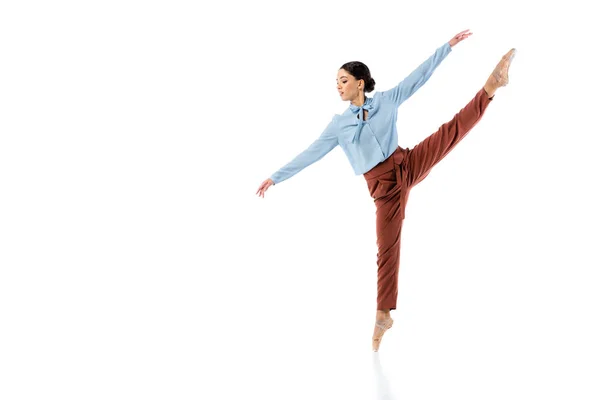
[{"xmin": 351, "ymin": 93, "xmax": 366, "ymax": 107}]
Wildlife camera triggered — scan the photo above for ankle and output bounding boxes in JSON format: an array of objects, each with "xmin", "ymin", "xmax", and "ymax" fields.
[
  {"xmin": 483, "ymin": 83, "xmax": 496, "ymax": 99},
  {"xmin": 376, "ymin": 309, "xmax": 391, "ymax": 319}
]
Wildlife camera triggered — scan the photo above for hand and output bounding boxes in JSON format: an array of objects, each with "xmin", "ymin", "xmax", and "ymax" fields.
[
  {"xmin": 448, "ymin": 29, "xmax": 472, "ymax": 47},
  {"xmin": 256, "ymin": 178, "xmax": 274, "ymax": 198}
]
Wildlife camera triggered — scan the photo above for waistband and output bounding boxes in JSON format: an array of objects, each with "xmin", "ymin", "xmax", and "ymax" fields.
[{"xmin": 363, "ymin": 146, "xmax": 406, "ymax": 181}]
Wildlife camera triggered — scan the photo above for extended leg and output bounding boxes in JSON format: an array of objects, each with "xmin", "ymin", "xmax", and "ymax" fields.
[
  {"xmin": 405, "ymin": 88, "xmax": 492, "ymax": 187},
  {"xmin": 406, "ymin": 48, "xmax": 516, "ymax": 187}
]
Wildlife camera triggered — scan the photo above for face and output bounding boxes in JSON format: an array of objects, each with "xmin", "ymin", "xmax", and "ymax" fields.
[{"xmin": 336, "ymin": 69, "xmax": 363, "ymax": 102}]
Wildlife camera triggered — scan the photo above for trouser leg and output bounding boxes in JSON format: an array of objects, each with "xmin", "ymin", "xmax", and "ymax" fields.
[
  {"xmin": 405, "ymin": 88, "xmax": 492, "ymax": 187},
  {"xmin": 373, "ymin": 189, "xmax": 405, "ymax": 311},
  {"xmin": 366, "ymin": 156, "xmax": 409, "ymax": 311}
]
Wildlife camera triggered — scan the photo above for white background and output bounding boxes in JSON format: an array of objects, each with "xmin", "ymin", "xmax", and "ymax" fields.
[{"xmin": 1, "ymin": 1, "xmax": 599, "ymax": 399}]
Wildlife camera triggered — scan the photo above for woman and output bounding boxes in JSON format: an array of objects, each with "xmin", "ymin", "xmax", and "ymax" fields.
[{"xmin": 256, "ymin": 29, "xmax": 516, "ymax": 351}]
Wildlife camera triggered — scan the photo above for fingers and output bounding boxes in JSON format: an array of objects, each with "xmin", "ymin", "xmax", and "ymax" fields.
[
  {"xmin": 256, "ymin": 184, "xmax": 264, "ymax": 195},
  {"xmin": 455, "ymin": 29, "xmax": 472, "ymax": 41},
  {"xmin": 256, "ymin": 179, "xmax": 272, "ymax": 198},
  {"xmin": 448, "ymin": 29, "xmax": 472, "ymax": 47}
]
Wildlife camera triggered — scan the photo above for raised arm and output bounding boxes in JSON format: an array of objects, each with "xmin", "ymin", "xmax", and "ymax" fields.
[
  {"xmin": 269, "ymin": 116, "xmax": 339, "ymax": 185},
  {"xmin": 381, "ymin": 29, "xmax": 472, "ymax": 108}
]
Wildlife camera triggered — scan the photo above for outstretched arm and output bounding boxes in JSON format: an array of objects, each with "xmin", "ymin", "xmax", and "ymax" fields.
[
  {"xmin": 381, "ymin": 29, "xmax": 472, "ymax": 108},
  {"xmin": 269, "ymin": 116, "xmax": 339, "ymax": 186}
]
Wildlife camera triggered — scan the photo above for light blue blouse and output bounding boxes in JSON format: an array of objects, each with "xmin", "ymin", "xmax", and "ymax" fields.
[{"xmin": 270, "ymin": 42, "xmax": 452, "ymax": 185}]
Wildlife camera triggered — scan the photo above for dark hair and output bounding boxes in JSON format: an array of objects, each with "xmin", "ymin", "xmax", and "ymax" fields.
[{"xmin": 339, "ymin": 61, "xmax": 376, "ymax": 92}]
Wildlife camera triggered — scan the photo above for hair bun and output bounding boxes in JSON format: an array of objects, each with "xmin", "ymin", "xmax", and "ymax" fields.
[{"xmin": 365, "ymin": 77, "xmax": 376, "ymax": 93}]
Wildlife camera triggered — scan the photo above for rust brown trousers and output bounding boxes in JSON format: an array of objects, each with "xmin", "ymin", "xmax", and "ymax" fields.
[{"xmin": 363, "ymin": 88, "xmax": 493, "ymax": 311}]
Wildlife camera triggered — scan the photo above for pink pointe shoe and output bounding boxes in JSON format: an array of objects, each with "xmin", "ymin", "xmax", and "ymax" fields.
[
  {"xmin": 484, "ymin": 48, "xmax": 517, "ymax": 96},
  {"xmin": 372, "ymin": 317, "xmax": 394, "ymax": 352}
]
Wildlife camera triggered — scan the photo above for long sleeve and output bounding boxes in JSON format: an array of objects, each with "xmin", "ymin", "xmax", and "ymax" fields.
[
  {"xmin": 381, "ymin": 42, "xmax": 452, "ymax": 107},
  {"xmin": 270, "ymin": 116, "xmax": 339, "ymax": 185}
]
